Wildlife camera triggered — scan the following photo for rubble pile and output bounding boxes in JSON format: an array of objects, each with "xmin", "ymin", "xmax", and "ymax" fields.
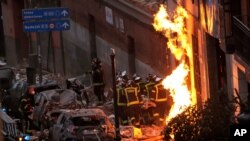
[
  {"xmin": 15, "ymin": 67, "xmax": 66, "ymax": 87},
  {"xmin": 1, "ymin": 59, "xmax": 167, "ymax": 140}
]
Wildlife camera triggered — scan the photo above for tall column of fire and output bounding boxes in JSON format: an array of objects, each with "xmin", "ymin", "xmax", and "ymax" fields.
[{"xmin": 153, "ymin": 1, "xmax": 197, "ymax": 123}]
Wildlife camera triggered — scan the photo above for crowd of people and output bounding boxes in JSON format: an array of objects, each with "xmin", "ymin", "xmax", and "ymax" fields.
[
  {"xmin": 89, "ymin": 57, "xmax": 173, "ymax": 127},
  {"xmin": 116, "ymin": 71, "xmax": 172, "ymax": 127}
]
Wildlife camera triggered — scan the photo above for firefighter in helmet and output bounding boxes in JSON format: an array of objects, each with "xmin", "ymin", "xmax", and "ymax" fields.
[
  {"xmin": 133, "ymin": 75, "xmax": 149, "ymax": 125},
  {"xmin": 91, "ymin": 58, "xmax": 105, "ymax": 103},
  {"xmin": 124, "ymin": 79, "xmax": 141, "ymax": 127},
  {"xmin": 144, "ymin": 74, "xmax": 157, "ymax": 125},
  {"xmin": 116, "ymin": 80, "xmax": 128, "ymax": 125},
  {"xmin": 154, "ymin": 77, "xmax": 170, "ymax": 126},
  {"xmin": 121, "ymin": 71, "xmax": 129, "ymax": 83},
  {"xmin": 133, "ymin": 75, "xmax": 145, "ymax": 101}
]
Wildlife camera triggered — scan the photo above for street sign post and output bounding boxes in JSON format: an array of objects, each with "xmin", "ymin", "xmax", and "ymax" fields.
[
  {"xmin": 22, "ymin": 7, "xmax": 70, "ymax": 20},
  {"xmin": 22, "ymin": 7, "xmax": 70, "ymax": 84},
  {"xmin": 23, "ymin": 19, "xmax": 70, "ymax": 32}
]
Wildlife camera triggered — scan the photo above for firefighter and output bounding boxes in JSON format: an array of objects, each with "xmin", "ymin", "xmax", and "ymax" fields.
[
  {"xmin": 116, "ymin": 81, "xmax": 128, "ymax": 125},
  {"xmin": 144, "ymin": 74, "xmax": 157, "ymax": 125},
  {"xmin": 18, "ymin": 87, "xmax": 35, "ymax": 134},
  {"xmin": 124, "ymin": 80, "xmax": 141, "ymax": 127},
  {"xmin": 121, "ymin": 71, "xmax": 129, "ymax": 83},
  {"xmin": 134, "ymin": 76, "xmax": 145, "ymax": 100},
  {"xmin": 92, "ymin": 58, "xmax": 105, "ymax": 103},
  {"xmin": 154, "ymin": 77, "xmax": 170, "ymax": 126}
]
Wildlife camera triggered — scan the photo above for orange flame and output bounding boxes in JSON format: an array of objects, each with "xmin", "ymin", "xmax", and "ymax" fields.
[{"xmin": 153, "ymin": 4, "xmax": 196, "ymax": 124}]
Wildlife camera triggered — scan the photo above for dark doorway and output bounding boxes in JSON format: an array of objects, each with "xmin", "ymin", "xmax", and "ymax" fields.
[
  {"xmin": 0, "ymin": 5, "xmax": 5, "ymax": 57},
  {"xmin": 127, "ymin": 35, "xmax": 135, "ymax": 75},
  {"xmin": 206, "ymin": 33, "xmax": 227, "ymax": 99},
  {"xmin": 88, "ymin": 14, "xmax": 97, "ymax": 59}
]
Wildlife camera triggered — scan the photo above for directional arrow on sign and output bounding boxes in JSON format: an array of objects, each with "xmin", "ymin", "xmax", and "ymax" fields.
[
  {"xmin": 22, "ymin": 7, "xmax": 70, "ymax": 20},
  {"xmin": 62, "ymin": 22, "xmax": 69, "ymax": 29},
  {"xmin": 23, "ymin": 19, "xmax": 70, "ymax": 32},
  {"xmin": 61, "ymin": 10, "xmax": 69, "ymax": 17}
]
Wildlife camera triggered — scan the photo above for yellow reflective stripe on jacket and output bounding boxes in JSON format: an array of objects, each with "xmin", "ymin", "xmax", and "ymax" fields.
[
  {"xmin": 117, "ymin": 88, "xmax": 127, "ymax": 106},
  {"xmin": 156, "ymin": 98, "xmax": 167, "ymax": 102},
  {"xmin": 153, "ymin": 113, "xmax": 159, "ymax": 117},
  {"xmin": 155, "ymin": 83, "xmax": 167, "ymax": 102},
  {"xmin": 127, "ymin": 101, "xmax": 140, "ymax": 106},
  {"xmin": 145, "ymin": 82, "xmax": 155, "ymax": 98},
  {"xmin": 136, "ymin": 82, "xmax": 144, "ymax": 93},
  {"xmin": 124, "ymin": 87, "xmax": 139, "ymax": 106},
  {"xmin": 118, "ymin": 103, "xmax": 127, "ymax": 106}
]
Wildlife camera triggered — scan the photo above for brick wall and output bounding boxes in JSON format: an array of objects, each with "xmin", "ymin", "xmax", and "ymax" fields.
[{"xmin": 62, "ymin": 0, "xmax": 170, "ymax": 77}]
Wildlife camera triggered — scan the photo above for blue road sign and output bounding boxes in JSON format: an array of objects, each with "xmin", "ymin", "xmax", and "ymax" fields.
[
  {"xmin": 22, "ymin": 7, "xmax": 69, "ymax": 20},
  {"xmin": 23, "ymin": 19, "xmax": 70, "ymax": 32}
]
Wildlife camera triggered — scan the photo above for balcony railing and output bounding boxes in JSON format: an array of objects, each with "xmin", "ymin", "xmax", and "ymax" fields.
[{"xmin": 232, "ymin": 15, "xmax": 250, "ymax": 64}]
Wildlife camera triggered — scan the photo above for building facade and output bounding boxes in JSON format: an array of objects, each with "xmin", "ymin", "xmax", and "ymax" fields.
[
  {"xmin": 223, "ymin": 0, "xmax": 250, "ymax": 108},
  {"xmin": 0, "ymin": 0, "xmax": 234, "ymax": 106}
]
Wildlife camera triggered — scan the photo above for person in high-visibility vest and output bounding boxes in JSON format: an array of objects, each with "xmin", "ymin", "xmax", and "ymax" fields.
[
  {"xmin": 124, "ymin": 80, "xmax": 141, "ymax": 127},
  {"xmin": 134, "ymin": 76, "xmax": 147, "ymax": 124},
  {"xmin": 144, "ymin": 75, "xmax": 157, "ymax": 125},
  {"xmin": 154, "ymin": 77, "xmax": 170, "ymax": 126},
  {"xmin": 134, "ymin": 76, "xmax": 146, "ymax": 100},
  {"xmin": 116, "ymin": 82, "xmax": 128, "ymax": 125}
]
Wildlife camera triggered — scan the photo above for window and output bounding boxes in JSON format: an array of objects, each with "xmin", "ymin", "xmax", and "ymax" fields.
[
  {"xmin": 105, "ymin": 6, "xmax": 113, "ymax": 25},
  {"xmin": 114, "ymin": 15, "xmax": 125, "ymax": 33},
  {"xmin": 119, "ymin": 18, "xmax": 124, "ymax": 32}
]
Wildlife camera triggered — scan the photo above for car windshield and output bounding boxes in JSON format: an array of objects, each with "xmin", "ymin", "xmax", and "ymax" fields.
[{"xmin": 70, "ymin": 116, "xmax": 103, "ymax": 127}]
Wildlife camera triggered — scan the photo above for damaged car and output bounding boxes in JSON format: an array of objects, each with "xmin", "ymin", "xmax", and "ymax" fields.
[
  {"xmin": 33, "ymin": 89, "xmax": 82, "ymax": 129},
  {"xmin": 49, "ymin": 108, "xmax": 115, "ymax": 141}
]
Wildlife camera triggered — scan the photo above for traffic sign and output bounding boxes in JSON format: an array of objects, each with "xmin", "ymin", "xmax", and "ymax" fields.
[
  {"xmin": 23, "ymin": 19, "xmax": 70, "ymax": 32},
  {"xmin": 22, "ymin": 7, "xmax": 69, "ymax": 20}
]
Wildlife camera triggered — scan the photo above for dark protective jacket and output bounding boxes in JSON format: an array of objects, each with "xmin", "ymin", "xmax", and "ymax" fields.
[
  {"xmin": 117, "ymin": 86, "xmax": 127, "ymax": 106},
  {"xmin": 124, "ymin": 87, "xmax": 140, "ymax": 106},
  {"xmin": 92, "ymin": 68, "xmax": 104, "ymax": 86},
  {"xmin": 145, "ymin": 82, "xmax": 156, "ymax": 101},
  {"xmin": 155, "ymin": 83, "xmax": 168, "ymax": 102}
]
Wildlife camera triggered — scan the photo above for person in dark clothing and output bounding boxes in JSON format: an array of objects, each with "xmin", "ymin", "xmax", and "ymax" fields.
[
  {"xmin": 125, "ymin": 80, "xmax": 141, "ymax": 127},
  {"xmin": 116, "ymin": 81, "xmax": 128, "ymax": 125},
  {"xmin": 92, "ymin": 58, "xmax": 105, "ymax": 102},
  {"xmin": 18, "ymin": 95, "xmax": 34, "ymax": 134},
  {"xmin": 153, "ymin": 77, "xmax": 170, "ymax": 126}
]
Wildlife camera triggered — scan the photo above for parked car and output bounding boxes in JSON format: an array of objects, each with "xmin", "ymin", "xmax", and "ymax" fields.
[
  {"xmin": 49, "ymin": 108, "xmax": 115, "ymax": 141},
  {"xmin": 33, "ymin": 89, "xmax": 82, "ymax": 129}
]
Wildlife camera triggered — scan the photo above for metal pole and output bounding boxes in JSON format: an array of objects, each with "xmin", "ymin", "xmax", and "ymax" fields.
[
  {"xmin": 37, "ymin": 32, "xmax": 42, "ymax": 84},
  {"xmin": 60, "ymin": 31, "xmax": 66, "ymax": 76},
  {"xmin": 110, "ymin": 48, "xmax": 121, "ymax": 141}
]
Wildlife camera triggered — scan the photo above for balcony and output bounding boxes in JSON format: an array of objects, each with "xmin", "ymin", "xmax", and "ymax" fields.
[{"xmin": 232, "ymin": 15, "xmax": 250, "ymax": 64}]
